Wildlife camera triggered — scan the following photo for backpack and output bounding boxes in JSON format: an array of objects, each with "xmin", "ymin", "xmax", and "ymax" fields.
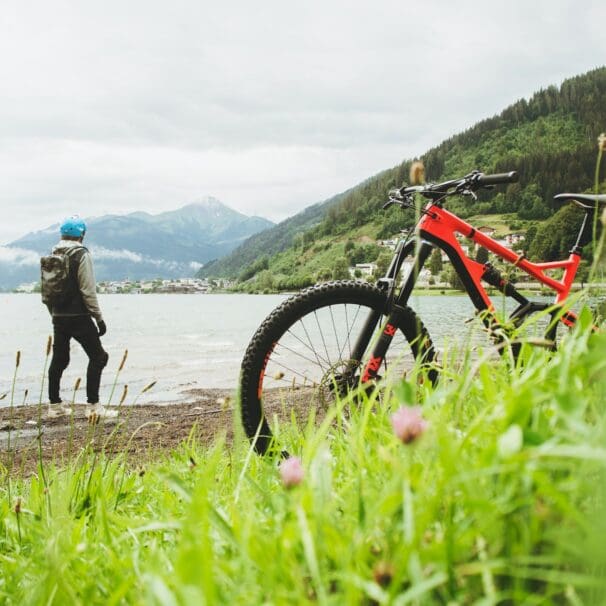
[{"xmin": 40, "ymin": 246, "xmax": 85, "ymax": 307}]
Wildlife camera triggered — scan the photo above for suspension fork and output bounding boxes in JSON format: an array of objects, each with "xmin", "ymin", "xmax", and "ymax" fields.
[
  {"xmin": 346, "ymin": 239, "xmax": 421, "ymax": 368},
  {"xmin": 397, "ymin": 240, "xmax": 434, "ymax": 305},
  {"xmin": 359, "ymin": 240, "xmax": 434, "ymax": 383}
]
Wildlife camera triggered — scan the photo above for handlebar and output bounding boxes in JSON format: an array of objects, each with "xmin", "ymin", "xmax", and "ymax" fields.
[
  {"xmin": 473, "ymin": 171, "xmax": 518, "ymax": 186},
  {"xmin": 424, "ymin": 170, "xmax": 519, "ymax": 194},
  {"xmin": 385, "ymin": 169, "xmax": 519, "ymax": 209}
]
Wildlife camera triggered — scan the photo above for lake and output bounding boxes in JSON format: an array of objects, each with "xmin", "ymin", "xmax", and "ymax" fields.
[{"xmin": 0, "ymin": 292, "xmax": 516, "ymax": 406}]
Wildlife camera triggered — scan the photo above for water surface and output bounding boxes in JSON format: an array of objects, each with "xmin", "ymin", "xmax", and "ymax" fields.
[{"xmin": 0, "ymin": 292, "xmax": 521, "ymax": 405}]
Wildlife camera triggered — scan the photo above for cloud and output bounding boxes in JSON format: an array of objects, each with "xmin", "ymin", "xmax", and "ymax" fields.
[
  {"xmin": 0, "ymin": 141, "xmax": 407, "ymax": 245},
  {"xmin": 90, "ymin": 246, "xmax": 181, "ymax": 270},
  {"xmin": 0, "ymin": 0, "xmax": 605, "ymax": 244},
  {"xmin": 0, "ymin": 246, "xmax": 39, "ymax": 267},
  {"xmin": 90, "ymin": 246, "xmax": 144, "ymax": 263},
  {"xmin": 0, "ymin": 244, "xmax": 185, "ymax": 276}
]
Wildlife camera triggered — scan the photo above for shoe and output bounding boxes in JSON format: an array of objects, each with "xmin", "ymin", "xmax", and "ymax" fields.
[
  {"xmin": 85, "ymin": 405, "xmax": 119, "ymax": 423},
  {"xmin": 46, "ymin": 404, "xmax": 66, "ymax": 419},
  {"xmin": 85, "ymin": 406, "xmax": 100, "ymax": 425},
  {"xmin": 96, "ymin": 405, "xmax": 119, "ymax": 419}
]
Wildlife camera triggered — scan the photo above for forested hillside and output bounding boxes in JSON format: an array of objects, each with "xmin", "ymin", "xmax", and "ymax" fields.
[{"xmin": 202, "ymin": 67, "xmax": 606, "ymax": 288}]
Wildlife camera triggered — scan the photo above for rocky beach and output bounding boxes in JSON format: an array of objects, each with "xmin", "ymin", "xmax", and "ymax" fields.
[{"xmin": 0, "ymin": 389, "xmax": 235, "ymax": 474}]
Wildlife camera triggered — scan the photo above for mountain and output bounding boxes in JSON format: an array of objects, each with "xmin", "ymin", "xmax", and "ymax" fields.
[
  {"xmin": 197, "ymin": 189, "xmax": 353, "ymax": 279},
  {"xmin": 0, "ymin": 198, "xmax": 273, "ymax": 289},
  {"xmin": 200, "ymin": 67, "xmax": 606, "ymax": 290}
]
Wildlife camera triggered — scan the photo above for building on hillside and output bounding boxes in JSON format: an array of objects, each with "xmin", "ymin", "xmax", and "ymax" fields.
[
  {"xmin": 505, "ymin": 233, "xmax": 525, "ymax": 245},
  {"xmin": 377, "ymin": 239, "xmax": 398, "ymax": 250},
  {"xmin": 97, "ymin": 278, "xmax": 212, "ymax": 294},
  {"xmin": 438, "ymin": 243, "xmax": 470, "ymax": 263},
  {"xmin": 399, "ymin": 260, "xmax": 432, "ymax": 285},
  {"xmin": 477, "ymin": 226, "xmax": 497, "ymax": 237},
  {"xmin": 15, "ymin": 282, "xmax": 38, "ymax": 293},
  {"xmin": 350, "ymin": 263, "xmax": 377, "ymax": 277}
]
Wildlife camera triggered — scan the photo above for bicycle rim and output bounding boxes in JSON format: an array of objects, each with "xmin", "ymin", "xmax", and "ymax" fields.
[{"xmin": 240, "ymin": 281, "xmax": 435, "ymax": 454}]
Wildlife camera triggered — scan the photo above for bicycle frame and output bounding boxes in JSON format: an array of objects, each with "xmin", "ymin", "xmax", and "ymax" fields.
[
  {"xmin": 415, "ymin": 204, "xmax": 580, "ymax": 317},
  {"xmin": 358, "ymin": 200, "xmax": 582, "ymax": 383}
]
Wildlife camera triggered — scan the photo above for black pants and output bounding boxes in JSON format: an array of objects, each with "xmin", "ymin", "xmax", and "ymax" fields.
[{"xmin": 48, "ymin": 316, "xmax": 109, "ymax": 404}]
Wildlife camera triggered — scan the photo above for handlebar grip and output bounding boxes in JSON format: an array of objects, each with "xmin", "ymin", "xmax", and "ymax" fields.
[{"xmin": 476, "ymin": 171, "xmax": 519, "ymax": 186}]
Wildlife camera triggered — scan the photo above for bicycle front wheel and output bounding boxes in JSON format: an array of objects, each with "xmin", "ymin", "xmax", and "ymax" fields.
[{"xmin": 240, "ymin": 280, "xmax": 436, "ymax": 454}]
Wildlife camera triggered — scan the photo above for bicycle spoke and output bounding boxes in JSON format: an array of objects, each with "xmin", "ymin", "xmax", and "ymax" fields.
[
  {"xmin": 344, "ymin": 304, "xmax": 352, "ymax": 359},
  {"xmin": 329, "ymin": 306, "xmax": 341, "ymax": 360},
  {"xmin": 313, "ymin": 310, "xmax": 333, "ymax": 369},
  {"xmin": 267, "ymin": 303, "xmax": 385, "ymax": 392},
  {"xmin": 262, "ymin": 354, "xmax": 317, "ymax": 386},
  {"xmin": 338, "ymin": 303, "xmax": 364, "ymax": 362},
  {"xmin": 240, "ymin": 281, "xmax": 437, "ymax": 455},
  {"xmin": 284, "ymin": 328, "xmax": 331, "ymax": 369},
  {"xmin": 272, "ymin": 341, "xmax": 330, "ymax": 373},
  {"xmin": 298, "ymin": 316, "xmax": 330, "ymax": 371}
]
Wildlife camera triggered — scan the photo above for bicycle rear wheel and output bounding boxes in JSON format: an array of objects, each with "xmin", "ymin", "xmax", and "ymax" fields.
[{"xmin": 240, "ymin": 280, "xmax": 437, "ymax": 454}]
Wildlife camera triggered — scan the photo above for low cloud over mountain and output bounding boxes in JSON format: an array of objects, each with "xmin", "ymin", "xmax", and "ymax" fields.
[{"xmin": 0, "ymin": 197, "xmax": 273, "ymax": 289}]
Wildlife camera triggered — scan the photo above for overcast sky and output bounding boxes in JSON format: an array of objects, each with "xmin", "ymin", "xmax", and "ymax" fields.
[{"xmin": 1, "ymin": 0, "xmax": 605, "ymax": 244}]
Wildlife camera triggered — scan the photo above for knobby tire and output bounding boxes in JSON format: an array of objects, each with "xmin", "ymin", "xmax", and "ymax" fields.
[{"xmin": 239, "ymin": 280, "xmax": 436, "ymax": 455}]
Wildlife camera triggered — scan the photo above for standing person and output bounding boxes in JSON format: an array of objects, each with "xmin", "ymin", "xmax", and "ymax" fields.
[{"xmin": 41, "ymin": 216, "xmax": 108, "ymax": 414}]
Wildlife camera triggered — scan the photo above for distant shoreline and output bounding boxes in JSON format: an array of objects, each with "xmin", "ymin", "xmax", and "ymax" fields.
[{"xmin": 4, "ymin": 283, "xmax": 605, "ymax": 296}]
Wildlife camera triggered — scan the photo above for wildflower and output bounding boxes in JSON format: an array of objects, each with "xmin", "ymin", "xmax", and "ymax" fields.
[
  {"xmin": 74, "ymin": 377, "xmax": 81, "ymax": 391},
  {"xmin": 46, "ymin": 336, "xmax": 52, "ymax": 356},
  {"xmin": 390, "ymin": 406, "xmax": 427, "ymax": 444},
  {"xmin": 598, "ymin": 133, "xmax": 606, "ymax": 152},
  {"xmin": 14, "ymin": 498, "xmax": 22, "ymax": 514},
  {"xmin": 279, "ymin": 456, "xmax": 304, "ymax": 488},
  {"xmin": 409, "ymin": 160, "xmax": 425, "ymax": 185},
  {"xmin": 15, "ymin": 351, "xmax": 21, "ymax": 368},
  {"xmin": 119, "ymin": 385, "xmax": 128, "ymax": 406},
  {"xmin": 373, "ymin": 561, "xmax": 395, "ymax": 588}
]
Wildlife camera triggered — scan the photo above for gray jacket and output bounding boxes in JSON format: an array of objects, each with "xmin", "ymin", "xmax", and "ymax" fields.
[{"xmin": 50, "ymin": 240, "xmax": 104, "ymax": 322}]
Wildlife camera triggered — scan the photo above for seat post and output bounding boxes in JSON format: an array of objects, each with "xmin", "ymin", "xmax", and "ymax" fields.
[
  {"xmin": 554, "ymin": 193, "xmax": 606, "ymax": 255},
  {"xmin": 571, "ymin": 211, "xmax": 590, "ymax": 255}
]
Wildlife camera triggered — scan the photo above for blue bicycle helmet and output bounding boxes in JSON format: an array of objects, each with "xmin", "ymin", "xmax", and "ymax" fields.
[{"xmin": 60, "ymin": 215, "xmax": 87, "ymax": 238}]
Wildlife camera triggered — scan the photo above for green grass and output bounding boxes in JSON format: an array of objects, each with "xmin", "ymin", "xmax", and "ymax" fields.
[{"xmin": 1, "ymin": 310, "xmax": 605, "ymax": 604}]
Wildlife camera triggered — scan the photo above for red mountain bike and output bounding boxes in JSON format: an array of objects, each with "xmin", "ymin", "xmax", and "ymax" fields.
[{"xmin": 240, "ymin": 170, "xmax": 604, "ymax": 454}]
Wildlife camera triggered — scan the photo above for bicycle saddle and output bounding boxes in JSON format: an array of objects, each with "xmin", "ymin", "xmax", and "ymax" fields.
[{"xmin": 554, "ymin": 192, "xmax": 606, "ymax": 210}]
